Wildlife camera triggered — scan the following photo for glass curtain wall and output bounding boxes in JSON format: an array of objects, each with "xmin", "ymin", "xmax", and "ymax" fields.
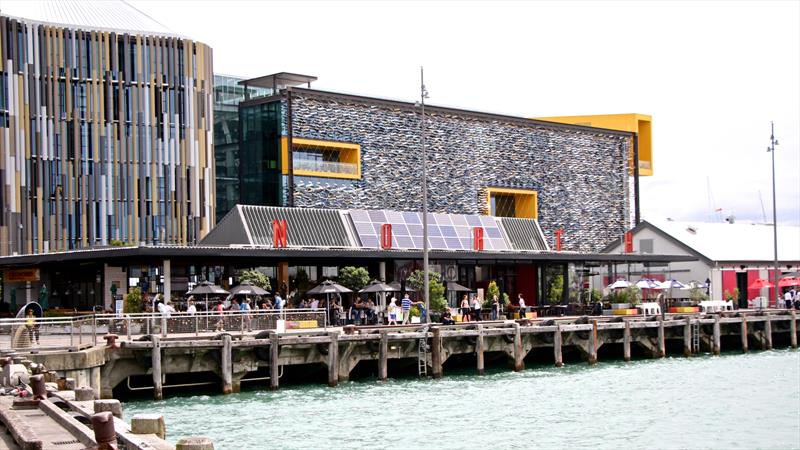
[{"xmin": 239, "ymin": 101, "xmax": 283, "ymax": 206}]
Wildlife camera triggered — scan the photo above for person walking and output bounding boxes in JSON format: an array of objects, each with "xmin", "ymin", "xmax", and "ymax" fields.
[
  {"xmin": 401, "ymin": 294, "xmax": 413, "ymax": 325},
  {"xmin": 25, "ymin": 309, "xmax": 40, "ymax": 345},
  {"xmin": 491, "ymin": 295, "xmax": 500, "ymax": 321},
  {"xmin": 472, "ymin": 296, "xmax": 482, "ymax": 321},
  {"xmin": 388, "ymin": 298, "xmax": 399, "ymax": 326},
  {"xmin": 517, "ymin": 293, "xmax": 527, "ymax": 319}
]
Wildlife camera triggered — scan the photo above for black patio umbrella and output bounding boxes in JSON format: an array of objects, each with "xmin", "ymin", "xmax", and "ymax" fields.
[
  {"xmin": 188, "ymin": 281, "xmax": 229, "ymax": 315},
  {"xmin": 388, "ymin": 281, "xmax": 417, "ymax": 292},
  {"xmin": 360, "ymin": 280, "xmax": 399, "ymax": 315},
  {"xmin": 307, "ymin": 280, "xmax": 353, "ymax": 326},
  {"xmin": 446, "ymin": 281, "xmax": 471, "ymax": 292},
  {"xmin": 229, "ymin": 281, "xmax": 270, "ymax": 297}
]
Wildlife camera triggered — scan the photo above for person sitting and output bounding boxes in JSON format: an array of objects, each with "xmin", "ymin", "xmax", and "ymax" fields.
[{"xmin": 441, "ymin": 309, "xmax": 455, "ymax": 325}]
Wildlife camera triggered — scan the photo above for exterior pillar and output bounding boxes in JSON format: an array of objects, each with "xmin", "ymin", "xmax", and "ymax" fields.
[
  {"xmin": 790, "ymin": 310, "xmax": 798, "ymax": 349},
  {"xmin": 151, "ymin": 336, "xmax": 162, "ymax": 400},
  {"xmin": 163, "ymin": 259, "xmax": 171, "ymax": 304},
  {"xmin": 657, "ymin": 318, "xmax": 666, "ymax": 358},
  {"xmin": 277, "ymin": 262, "xmax": 289, "ymax": 296},
  {"xmin": 378, "ymin": 331, "xmax": 388, "ymax": 381},
  {"xmin": 476, "ymin": 325, "xmax": 485, "ymax": 375},
  {"xmin": 553, "ymin": 323, "xmax": 563, "ymax": 367},
  {"xmin": 327, "ymin": 332, "xmax": 339, "ymax": 387},
  {"xmin": 221, "ymin": 334, "xmax": 232, "ymax": 394},
  {"xmin": 270, "ymin": 334, "xmax": 279, "ymax": 390},
  {"xmin": 379, "ymin": 262, "xmax": 386, "ymax": 282},
  {"xmin": 713, "ymin": 315, "xmax": 721, "ymax": 356},
  {"xmin": 588, "ymin": 320, "xmax": 598, "ymax": 365},
  {"xmin": 513, "ymin": 322, "xmax": 524, "ymax": 371},
  {"xmin": 740, "ymin": 316, "xmax": 748, "ymax": 353},
  {"xmin": 431, "ymin": 327, "xmax": 443, "ymax": 378},
  {"xmin": 623, "ymin": 320, "xmax": 631, "ymax": 362},
  {"xmin": 683, "ymin": 317, "xmax": 692, "ymax": 357},
  {"xmin": 764, "ymin": 317, "xmax": 772, "ymax": 350}
]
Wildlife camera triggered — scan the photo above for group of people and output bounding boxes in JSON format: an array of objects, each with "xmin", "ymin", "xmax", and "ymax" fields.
[
  {"xmin": 454, "ymin": 293, "xmax": 528, "ymax": 323},
  {"xmin": 781, "ymin": 288, "xmax": 800, "ymax": 309}
]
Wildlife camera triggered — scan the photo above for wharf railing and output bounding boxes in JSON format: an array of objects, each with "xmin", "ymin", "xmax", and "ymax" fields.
[{"xmin": 0, "ymin": 309, "xmax": 326, "ymax": 351}]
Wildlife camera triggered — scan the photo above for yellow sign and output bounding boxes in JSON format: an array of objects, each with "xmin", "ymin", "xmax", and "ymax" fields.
[{"xmin": 4, "ymin": 268, "xmax": 41, "ymax": 282}]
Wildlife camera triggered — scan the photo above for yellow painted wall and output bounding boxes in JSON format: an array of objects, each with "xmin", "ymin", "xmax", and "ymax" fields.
[
  {"xmin": 534, "ymin": 114, "xmax": 653, "ymax": 176},
  {"xmin": 486, "ymin": 187, "xmax": 538, "ymax": 219},
  {"xmin": 280, "ymin": 137, "xmax": 362, "ymax": 180}
]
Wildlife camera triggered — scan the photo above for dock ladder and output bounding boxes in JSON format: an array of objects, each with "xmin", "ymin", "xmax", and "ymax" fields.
[
  {"xmin": 418, "ymin": 326, "xmax": 429, "ymax": 377},
  {"xmin": 692, "ymin": 320, "xmax": 701, "ymax": 354}
]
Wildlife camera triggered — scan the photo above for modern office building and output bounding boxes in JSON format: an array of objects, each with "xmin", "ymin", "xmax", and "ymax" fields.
[{"xmin": 0, "ymin": 1, "xmax": 215, "ymax": 258}]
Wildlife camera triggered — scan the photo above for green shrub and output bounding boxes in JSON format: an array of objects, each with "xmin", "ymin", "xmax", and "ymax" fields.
[
  {"xmin": 407, "ymin": 270, "xmax": 447, "ymax": 312},
  {"xmin": 547, "ymin": 274, "xmax": 564, "ymax": 305},
  {"xmin": 125, "ymin": 287, "xmax": 143, "ymax": 314},
  {"xmin": 484, "ymin": 281, "xmax": 500, "ymax": 308},
  {"xmin": 239, "ymin": 269, "xmax": 272, "ymax": 291},
  {"xmin": 337, "ymin": 266, "xmax": 370, "ymax": 291}
]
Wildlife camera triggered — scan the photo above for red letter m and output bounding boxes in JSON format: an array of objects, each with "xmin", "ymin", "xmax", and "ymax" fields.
[{"xmin": 272, "ymin": 220, "xmax": 288, "ymax": 248}]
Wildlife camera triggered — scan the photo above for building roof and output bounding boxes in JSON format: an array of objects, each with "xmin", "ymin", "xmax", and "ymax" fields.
[
  {"xmin": 0, "ymin": 0, "xmax": 178, "ymax": 36},
  {"xmin": 627, "ymin": 220, "xmax": 800, "ymax": 263}
]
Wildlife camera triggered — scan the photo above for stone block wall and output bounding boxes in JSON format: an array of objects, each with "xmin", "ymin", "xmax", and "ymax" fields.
[{"xmin": 289, "ymin": 92, "xmax": 632, "ymax": 252}]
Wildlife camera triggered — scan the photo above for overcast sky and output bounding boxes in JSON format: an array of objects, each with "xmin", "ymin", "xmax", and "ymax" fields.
[{"xmin": 131, "ymin": 0, "xmax": 800, "ymax": 225}]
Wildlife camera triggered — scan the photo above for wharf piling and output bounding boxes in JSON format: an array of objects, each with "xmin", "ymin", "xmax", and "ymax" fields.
[{"xmin": 741, "ymin": 317, "xmax": 749, "ymax": 353}]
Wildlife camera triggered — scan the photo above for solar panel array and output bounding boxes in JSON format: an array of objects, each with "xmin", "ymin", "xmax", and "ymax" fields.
[{"xmin": 349, "ymin": 209, "xmax": 510, "ymax": 251}]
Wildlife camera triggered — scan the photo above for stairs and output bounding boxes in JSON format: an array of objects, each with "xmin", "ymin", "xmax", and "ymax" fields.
[
  {"xmin": 418, "ymin": 327, "xmax": 429, "ymax": 376},
  {"xmin": 692, "ymin": 320, "xmax": 701, "ymax": 354}
]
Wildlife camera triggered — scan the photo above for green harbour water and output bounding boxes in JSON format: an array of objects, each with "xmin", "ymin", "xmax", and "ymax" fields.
[{"xmin": 125, "ymin": 349, "xmax": 800, "ymax": 450}]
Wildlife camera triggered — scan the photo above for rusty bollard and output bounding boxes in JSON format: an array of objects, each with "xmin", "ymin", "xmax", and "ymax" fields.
[
  {"xmin": 30, "ymin": 374, "xmax": 47, "ymax": 401},
  {"xmin": 103, "ymin": 334, "xmax": 119, "ymax": 348},
  {"xmin": 91, "ymin": 411, "xmax": 118, "ymax": 450},
  {"xmin": 343, "ymin": 325, "xmax": 356, "ymax": 335}
]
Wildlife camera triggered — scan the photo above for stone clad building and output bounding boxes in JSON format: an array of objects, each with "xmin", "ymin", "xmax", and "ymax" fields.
[{"xmin": 0, "ymin": 1, "xmax": 215, "ymax": 257}]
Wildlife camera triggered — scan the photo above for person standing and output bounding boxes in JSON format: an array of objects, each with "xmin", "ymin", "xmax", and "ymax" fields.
[
  {"xmin": 401, "ymin": 294, "xmax": 413, "ymax": 325},
  {"xmin": 491, "ymin": 295, "xmax": 500, "ymax": 321},
  {"xmin": 25, "ymin": 309, "xmax": 40, "ymax": 345},
  {"xmin": 517, "ymin": 293, "xmax": 526, "ymax": 319},
  {"xmin": 460, "ymin": 295, "xmax": 471, "ymax": 322},
  {"xmin": 472, "ymin": 296, "xmax": 482, "ymax": 321},
  {"xmin": 388, "ymin": 298, "xmax": 399, "ymax": 326}
]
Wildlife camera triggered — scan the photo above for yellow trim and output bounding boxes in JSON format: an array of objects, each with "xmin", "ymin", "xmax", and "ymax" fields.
[
  {"xmin": 281, "ymin": 137, "xmax": 362, "ymax": 180},
  {"xmin": 486, "ymin": 187, "xmax": 538, "ymax": 220}
]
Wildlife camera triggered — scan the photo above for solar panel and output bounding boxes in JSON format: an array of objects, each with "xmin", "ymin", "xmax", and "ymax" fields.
[{"xmin": 348, "ymin": 209, "xmax": 509, "ymax": 251}]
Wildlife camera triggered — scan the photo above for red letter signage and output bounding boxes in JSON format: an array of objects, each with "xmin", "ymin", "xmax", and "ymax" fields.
[
  {"xmin": 272, "ymin": 220, "xmax": 288, "ymax": 248},
  {"xmin": 472, "ymin": 227, "xmax": 484, "ymax": 251},
  {"xmin": 555, "ymin": 229, "xmax": 563, "ymax": 252},
  {"xmin": 380, "ymin": 224, "xmax": 392, "ymax": 249},
  {"xmin": 624, "ymin": 231, "xmax": 633, "ymax": 253}
]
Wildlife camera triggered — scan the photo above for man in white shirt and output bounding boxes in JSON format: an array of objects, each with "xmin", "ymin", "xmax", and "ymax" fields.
[
  {"xmin": 517, "ymin": 293, "xmax": 526, "ymax": 319},
  {"xmin": 310, "ymin": 298, "xmax": 319, "ymax": 310}
]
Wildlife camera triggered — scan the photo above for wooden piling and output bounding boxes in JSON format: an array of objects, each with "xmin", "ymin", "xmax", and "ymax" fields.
[
  {"xmin": 476, "ymin": 325, "xmax": 485, "ymax": 375},
  {"xmin": 588, "ymin": 320, "xmax": 598, "ymax": 365},
  {"xmin": 269, "ymin": 334, "xmax": 279, "ymax": 390},
  {"xmin": 657, "ymin": 318, "xmax": 666, "ymax": 358},
  {"xmin": 791, "ymin": 310, "xmax": 798, "ymax": 349},
  {"xmin": 554, "ymin": 323, "xmax": 563, "ymax": 368},
  {"xmin": 683, "ymin": 318, "xmax": 692, "ymax": 357},
  {"xmin": 740, "ymin": 316, "xmax": 748, "ymax": 353},
  {"xmin": 327, "ymin": 332, "xmax": 339, "ymax": 387},
  {"xmin": 221, "ymin": 334, "xmax": 232, "ymax": 395},
  {"xmin": 713, "ymin": 315, "xmax": 721, "ymax": 355},
  {"xmin": 431, "ymin": 327, "xmax": 443, "ymax": 379},
  {"xmin": 378, "ymin": 331, "xmax": 388, "ymax": 381},
  {"xmin": 623, "ymin": 320, "xmax": 631, "ymax": 362},
  {"xmin": 151, "ymin": 336, "xmax": 162, "ymax": 401},
  {"xmin": 764, "ymin": 317, "xmax": 772, "ymax": 350},
  {"xmin": 513, "ymin": 323, "xmax": 524, "ymax": 371}
]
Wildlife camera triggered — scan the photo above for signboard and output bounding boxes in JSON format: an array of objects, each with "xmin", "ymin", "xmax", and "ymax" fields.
[
  {"xmin": 4, "ymin": 268, "xmax": 40, "ymax": 282},
  {"xmin": 444, "ymin": 265, "xmax": 458, "ymax": 282},
  {"xmin": 115, "ymin": 296, "xmax": 124, "ymax": 318}
]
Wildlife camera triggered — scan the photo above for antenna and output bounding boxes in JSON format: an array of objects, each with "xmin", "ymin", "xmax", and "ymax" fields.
[{"xmin": 758, "ymin": 190, "xmax": 768, "ymax": 223}]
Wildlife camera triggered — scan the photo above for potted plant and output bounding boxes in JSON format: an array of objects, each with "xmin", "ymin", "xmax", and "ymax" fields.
[{"xmin": 610, "ymin": 290, "xmax": 631, "ymax": 310}]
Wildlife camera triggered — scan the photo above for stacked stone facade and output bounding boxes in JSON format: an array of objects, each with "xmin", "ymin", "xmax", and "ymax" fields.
[{"xmin": 288, "ymin": 90, "xmax": 632, "ymax": 252}]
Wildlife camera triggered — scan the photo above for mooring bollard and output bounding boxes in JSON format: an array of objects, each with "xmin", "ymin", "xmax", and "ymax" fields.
[
  {"xmin": 75, "ymin": 386, "xmax": 95, "ymax": 401},
  {"xmin": 103, "ymin": 334, "xmax": 119, "ymax": 348},
  {"xmin": 30, "ymin": 374, "xmax": 47, "ymax": 401},
  {"xmin": 176, "ymin": 437, "xmax": 215, "ymax": 450},
  {"xmin": 131, "ymin": 413, "xmax": 166, "ymax": 440},
  {"xmin": 91, "ymin": 411, "xmax": 118, "ymax": 450},
  {"xmin": 94, "ymin": 399, "xmax": 123, "ymax": 419}
]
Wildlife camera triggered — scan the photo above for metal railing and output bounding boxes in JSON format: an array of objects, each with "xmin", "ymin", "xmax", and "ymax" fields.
[{"xmin": 0, "ymin": 309, "xmax": 326, "ymax": 351}]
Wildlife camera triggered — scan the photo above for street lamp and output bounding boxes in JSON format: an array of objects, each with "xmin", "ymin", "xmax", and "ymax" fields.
[
  {"xmin": 767, "ymin": 122, "xmax": 780, "ymax": 308},
  {"xmin": 419, "ymin": 67, "xmax": 430, "ymax": 323}
]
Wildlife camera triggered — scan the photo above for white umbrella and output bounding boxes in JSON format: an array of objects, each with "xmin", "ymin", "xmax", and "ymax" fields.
[
  {"xmin": 682, "ymin": 280, "xmax": 708, "ymax": 290},
  {"xmin": 635, "ymin": 278, "xmax": 659, "ymax": 289},
  {"xmin": 608, "ymin": 279, "xmax": 631, "ymax": 289},
  {"xmin": 657, "ymin": 279, "xmax": 686, "ymax": 290}
]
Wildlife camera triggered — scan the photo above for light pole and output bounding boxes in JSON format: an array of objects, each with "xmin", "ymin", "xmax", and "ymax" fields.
[
  {"xmin": 767, "ymin": 122, "xmax": 780, "ymax": 307},
  {"xmin": 420, "ymin": 67, "xmax": 430, "ymax": 323}
]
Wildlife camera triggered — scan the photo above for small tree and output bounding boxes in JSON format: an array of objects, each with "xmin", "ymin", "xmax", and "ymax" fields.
[
  {"xmin": 484, "ymin": 281, "xmax": 500, "ymax": 308},
  {"xmin": 690, "ymin": 286, "xmax": 708, "ymax": 302},
  {"xmin": 239, "ymin": 269, "xmax": 272, "ymax": 291},
  {"xmin": 547, "ymin": 274, "xmax": 564, "ymax": 305},
  {"xmin": 338, "ymin": 266, "xmax": 370, "ymax": 292},
  {"xmin": 407, "ymin": 270, "xmax": 447, "ymax": 312},
  {"xmin": 501, "ymin": 293, "xmax": 510, "ymax": 307},
  {"xmin": 125, "ymin": 287, "xmax": 142, "ymax": 314}
]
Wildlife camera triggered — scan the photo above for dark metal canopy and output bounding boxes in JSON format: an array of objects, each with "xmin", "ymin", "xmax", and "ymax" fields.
[
  {"xmin": 187, "ymin": 281, "xmax": 229, "ymax": 296},
  {"xmin": 446, "ymin": 281, "xmax": 472, "ymax": 292},
  {"xmin": 307, "ymin": 280, "xmax": 353, "ymax": 295},
  {"xmin": 359, "ymin": 280, "xmax": 399, "ymax": 293},
  {"xmin": 239, "ymin": 72, "xmax": 317, "ymax": 90}
]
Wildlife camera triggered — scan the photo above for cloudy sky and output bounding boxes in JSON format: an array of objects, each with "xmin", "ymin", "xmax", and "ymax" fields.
[{"xmin": 130, "ymin": 0, "xmax": 800, "ymax": 225}]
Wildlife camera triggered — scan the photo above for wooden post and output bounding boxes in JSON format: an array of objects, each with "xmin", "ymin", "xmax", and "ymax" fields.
[
  {"xmin": 588, "ymin": 320, "xmax": 598, "ymax": 365},
  {"xmin": 476, "ymin": 325, "xmax": 485, "ymax": 375},
  {"xmin": 657, "ymin": 318, "xmax": 666, "ymax": 358},
  {"xmin": 269, "ymin": 334, "xmax": 279, "ymax": 390},
  {"xmin": 740, "ymin": 316, "xmax": 748, "ymax": 353},
  {"xmin": 764, "ymin": 317, "xmax": 772, "ymax": 350},
  {"xmin": 791, "ymin": 310, "xmax": 798, "ymax": 349},
  {"xmin": 513, "ymin": 322, "xmax": 524, "ymax": 371},
  {"xmin": 713, "ymin": 315, "xmax": 721, "ymax": 356},
  {"xmin": 554, "ymin": 323, "xmax": 563, "ymax": 368},
  {"xmin": 431, "ymin": 327, "xmax": 443, "ymax": 379},
  {"xmin": 327, "ymin": 332, "xmax": 339, "ymax": 387},
  {"xmin": 151, "ymin": 336, "xmax": 162, "ymax": 401},
  {"xmin": 378, "ymin": 331, "xmax": 388, "ymax": 381},
  {"xmin": 683, "ymin": 318, "xmax": 692, "ymax": 357},
  {"xmin": 221, "ymin": 334, "xmax": 233, "ymax": 395},
  {"xmin": 623, "ymin": 320, "xmax": 631, "ymax": 362}
]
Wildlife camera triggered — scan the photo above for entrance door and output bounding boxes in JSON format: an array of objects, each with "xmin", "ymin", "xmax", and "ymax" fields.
[{"xmin": 736, "ymin": 272, "xmax": 748, "ymax": 308}]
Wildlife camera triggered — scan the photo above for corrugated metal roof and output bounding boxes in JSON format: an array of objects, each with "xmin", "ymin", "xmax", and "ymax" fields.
[
  {"xmin": 239, "ymin": 205, "xmax": 354, "ymax": 248},
  {"xmin": 646, "ymin": 220, "xmax": 800, "ymax": 262},
  {"xmin": 0, "ymin": 0, "xmax": 179, "ymax": 36},
  {"xmin": 498, "ymin": 217, "xmax": 549, "ymax": 251}
]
